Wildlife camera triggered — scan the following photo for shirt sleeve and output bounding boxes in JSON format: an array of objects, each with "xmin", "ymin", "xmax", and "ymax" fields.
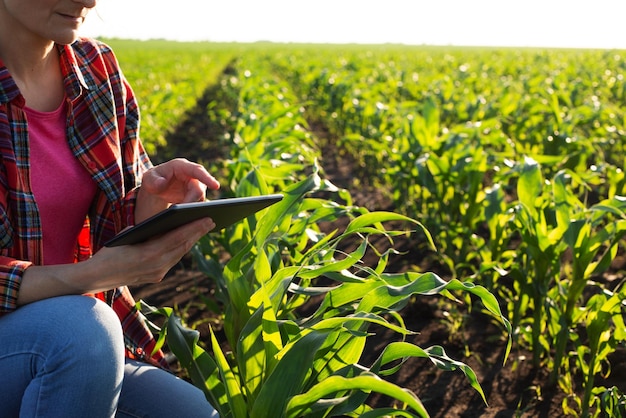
[
  {"xmin": 122, "ymin": 186, "xmax": 140, "ymax": 227},
  {"xmin": 0, "ymin": 165, "xmax": 32, "ymax": 312},
  {"xmin": 0, "ymin": 257, "xmax": 31, "ymax": 312}
]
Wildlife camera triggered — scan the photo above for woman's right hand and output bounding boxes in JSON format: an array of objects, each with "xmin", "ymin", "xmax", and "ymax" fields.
[{"xmin": 17, "ymin": 217, "xmax": 215, "ymax": 306}]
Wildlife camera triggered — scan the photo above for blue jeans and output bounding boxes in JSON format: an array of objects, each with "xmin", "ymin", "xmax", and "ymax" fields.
[{"xmin": 0, "ymin": 295, "xmax": 219, "ymax": 417}]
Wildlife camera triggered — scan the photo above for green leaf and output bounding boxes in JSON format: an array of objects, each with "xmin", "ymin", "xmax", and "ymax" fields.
[
  {"xmin": 372, "ymin": 341, "xmax": 486, "ymax": 404},
  {"xmin": 357, "ymin": 274, "xmax": 512, "ymax": 361},
  {"xmin": 210, "ymin": 327, "xmax": 248, "ymax": 418},
  {"xmin": 309, "ymin": 311, "xmax": 414, "ymax": 337},
  {"xmin": 254, "ymin": 169, "xmax": 323, "ymax": 245},
  {"xmin": 297, "ymin": 240, "xmax": 368, "ymax": 280},
  {"xmin": 160, "ymin": 313, "xmax": 227, "ymax": 415},
  {"xmin": 517, "ymin": 156, "xmax": 543, "ymax": 217},
  {"xmin": 344, "ymin": 211, "xmax": 435, "ymax": 250},
  {"xmin": 236, "ymin": 306, "xmax": 266, "ymax": 402},
  {"xmin": 250, "ymin": 329, "xmax": 330, "ymax": 418},
  {"xmin": 285, "ymin": 373, "xmax": 428, "ymax": 418},
  {"xmin": 310, "ymin": 328, "xmax": 367, "ymax": 383}
]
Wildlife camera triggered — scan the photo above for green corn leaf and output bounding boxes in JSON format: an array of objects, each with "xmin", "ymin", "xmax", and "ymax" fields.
[
  {"xmin": 247, "ymin": 287, "xmax": 283, "ymax": 372},
  {"xmin": 210, "ymin": 326, "xmax": 247, "ymax": 418},
  {"xmin": 550, "ymin": 171, "xmax": 575, "ymax": 242},
  {"xmin": 310, "ymin": 311, "xmax": 414, "ymax": 336},
  {"xmin": 344, "ymin": 211, "xmax": 434, "ymax": 250},
  {"xmin": 288, "ymin": 282, "xmax": 341, "ymax": 296},
  {"xmin": 592, "ymin": 196, "xmax": 626, "ymax": 219},
  {"xmin": 517, "ymin": 156, "xmax": 542, "ymax": 218},
  {"xmin": 261, "ymin": 265, "xmax": 302, "ymax": 308},
  {"xmin": 261, "ymin": 300, "xmax": 283, "ymax": 372},
  {"xmin": 310, "ymin": 328, "xmax": 367, "ymax": 383},
  {"xmin": 254, "ymin": 170, "xmax": 323, "ymax": 246},
  {"xmin": 236, "ymin": 306, "xmax": 266, "ymax": 402},
  {"xmin": 255, "ymin": 246, "xmax": 273, "ymax": 284},
  {"xmin": 297, "ymin": 240, "xmax": 368, "ymax": 280},
  {"xmin": 372, "ymin": 341, "xmax": 486, "ymax": 404},
  {"xmin": 250, "ymin": 329, "xmax": 330, "ymax": 418},
  {"xmin": 160, "ymin": 313, "xmax": 227, "ymax": 415},
  {"xmin": 223, "ymin": 246, "xmax": 254, "ymax": 314},
  {"xmin": 285, "ymin": 372, "xmax": 428, "ymax": 418},
  {"xmin": 356, "ymin": 274, "xmax": 511, "ymax": 361}
]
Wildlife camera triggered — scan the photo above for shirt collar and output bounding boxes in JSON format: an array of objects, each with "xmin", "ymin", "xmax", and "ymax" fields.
[
  {"xmin": 57, "ymin": 42, "xmax": 92, "ymax": 102},
  {"xmin": 0, "ymin": 41, "xmax": 93, "ymax": 106},
  {"xmin": 0, "ymin": 60, "xmax": 21, "ymax": 106}
]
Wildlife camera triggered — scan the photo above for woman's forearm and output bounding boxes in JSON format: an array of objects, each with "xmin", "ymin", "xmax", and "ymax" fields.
[
  {"xmin": 16, "ymin": 217, "xmax": 215, "ymax": 307},
  {"xmin": 16, "ymin": 259, "xmax": 102, "ymax": 306}
]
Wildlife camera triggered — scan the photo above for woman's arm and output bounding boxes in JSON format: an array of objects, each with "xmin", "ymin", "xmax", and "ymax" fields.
[{"xmin": 16, "ymin": 216, "xmax": 215, "ymax": 306}]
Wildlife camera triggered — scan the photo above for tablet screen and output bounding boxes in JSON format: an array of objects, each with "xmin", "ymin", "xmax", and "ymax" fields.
[{"xmin": 104, "ymin": 194, "xmax": 283, "ymax": 247}]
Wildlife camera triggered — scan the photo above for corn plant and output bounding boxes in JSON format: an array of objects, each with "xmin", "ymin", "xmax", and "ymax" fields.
[
  {"xmin": 391, "ymin": 99, "xmax": 496, "ymax": 275},
  {"xmin": 147, "ymin": 168, "xmax": 511, "ymax": 417},
  {"xmin": 573, "ymin": 285, "xmax": 626, "ymax": 417},
  {"xmin": 551, "ymin": 189, "xmax": 626, "ymax": 386},
  {"xmin": 595, "ymin": 386, "xmax": 626, "ymax": 418},
  {"xmin": 506, "ymin": 157, "xmax": 564, "ymax": 366},
  {"xmin": 508, "ymin": 156, "xmax": 626, "ymax": 388}
]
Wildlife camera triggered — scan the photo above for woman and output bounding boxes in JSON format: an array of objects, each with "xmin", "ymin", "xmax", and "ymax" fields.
[{"xmin": 0, "ymin": 0, "xmax": 220, "ymax": 416}]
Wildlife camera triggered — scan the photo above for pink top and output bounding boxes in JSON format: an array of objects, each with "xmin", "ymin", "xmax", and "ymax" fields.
[{"xmin": 25, "ymin": 100, "xmax": 97, "ymax": 265}]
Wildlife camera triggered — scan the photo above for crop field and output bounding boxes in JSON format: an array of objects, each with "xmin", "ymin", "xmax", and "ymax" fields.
[{"xmin": 108, "ymin": 39, "xmax": 626, "ymax": 417}]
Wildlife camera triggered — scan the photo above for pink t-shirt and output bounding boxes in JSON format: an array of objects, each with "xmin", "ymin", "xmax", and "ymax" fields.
[{"xmin": 25, "ymin": 100, "xmax": 97, "ymax": 265}]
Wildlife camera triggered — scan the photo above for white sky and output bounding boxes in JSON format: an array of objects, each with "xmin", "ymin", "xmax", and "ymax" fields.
[{"xmin": 81, "ymin": 0, "xmax": 626, "ymax": 49}]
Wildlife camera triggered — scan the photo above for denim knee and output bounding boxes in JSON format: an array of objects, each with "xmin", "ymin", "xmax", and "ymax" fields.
[
  {"xmin": 49, "ymin": 296, "xmax": 125, "ymax": 375},
  {"xmin": 2, "ymin": 295, "xmax": 126, "ymax": 417}
]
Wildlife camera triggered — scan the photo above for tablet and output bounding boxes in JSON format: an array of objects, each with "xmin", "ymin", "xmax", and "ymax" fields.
[{"xmin": 104, "ymin": 193, "xmax": 284, "ymax": 247}]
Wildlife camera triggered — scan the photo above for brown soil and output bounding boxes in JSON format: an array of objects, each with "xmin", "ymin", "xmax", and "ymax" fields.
[{"xmin": 131, "ymin": 80, "xmax": 626, "ymax": 418}]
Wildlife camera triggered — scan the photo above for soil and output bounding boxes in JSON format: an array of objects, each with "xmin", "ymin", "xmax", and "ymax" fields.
[{"xmin": 130, "ymin": 79, "xmax": 626, "ymax": 418}]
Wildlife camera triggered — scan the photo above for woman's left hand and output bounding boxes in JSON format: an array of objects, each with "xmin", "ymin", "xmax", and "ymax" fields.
[{"xmin": 135, "ymin": 158, "xmax": 220, "ymax": 223}]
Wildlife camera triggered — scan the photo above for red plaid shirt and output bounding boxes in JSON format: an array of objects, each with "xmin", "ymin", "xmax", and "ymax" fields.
[{"xmin": 0, "ymin": 38, "xmax": 166, "ymax": 368}]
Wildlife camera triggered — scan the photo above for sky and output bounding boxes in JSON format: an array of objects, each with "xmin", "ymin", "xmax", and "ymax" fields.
[{"xmin": 80, "ymin": 0, "xmax": 626, "ymax": 50}]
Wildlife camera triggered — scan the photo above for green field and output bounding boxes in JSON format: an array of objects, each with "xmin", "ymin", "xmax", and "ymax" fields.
[{"xmin": 107, "ymin": 39, "xmax": 626, "ymax": 417}]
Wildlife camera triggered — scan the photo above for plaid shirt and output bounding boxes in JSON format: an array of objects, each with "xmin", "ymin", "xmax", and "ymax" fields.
[{"xmin": 0, "ymin": 38, "xmax": 166, "ymax": 368}]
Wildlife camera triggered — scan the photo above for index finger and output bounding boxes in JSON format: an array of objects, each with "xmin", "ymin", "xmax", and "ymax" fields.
[
  {"xmin": 161, "ymin": 158, "xmax": 220, "ymax": 191},
  {"xmin": 190, "ymin": 163, "xmax": 220, "ymax": 191}
]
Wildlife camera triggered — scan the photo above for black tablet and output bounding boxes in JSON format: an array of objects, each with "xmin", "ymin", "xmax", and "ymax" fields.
[{"xmin": 104, "ymin": 193, "xmax": 284, "ymax": 247}]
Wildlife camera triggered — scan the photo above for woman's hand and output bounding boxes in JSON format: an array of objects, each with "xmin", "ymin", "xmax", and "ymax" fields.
[
  {"xmin": 17, "ymin": 217, "xmax": 216, "ymax": 305},
  {"xmin": 88, "ymin": 217, "xmax": 216, "ymax": 289},
  {"xmin": 135, "ymin": 158, "xmax": 220, "ymax": 223}
]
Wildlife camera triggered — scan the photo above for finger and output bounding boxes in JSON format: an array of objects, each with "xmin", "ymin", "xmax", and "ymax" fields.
[
  {"xmin": 183, "ymin": 178, "xmax": 208, "ymax": 203},
  {"xmin": 167, "ymin": 159, "xmax": 218, "ymax": 188},
  {"xmin": 186, "ymin": 162, "xmax": 220, "ymax": 191},
  {"xmin": 141, "ymin": 168, "xmax": 169, "ymax": 194},
  {"xmin": 155, "ymin": 160, "xmax": 219, "ymax": 192}
]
